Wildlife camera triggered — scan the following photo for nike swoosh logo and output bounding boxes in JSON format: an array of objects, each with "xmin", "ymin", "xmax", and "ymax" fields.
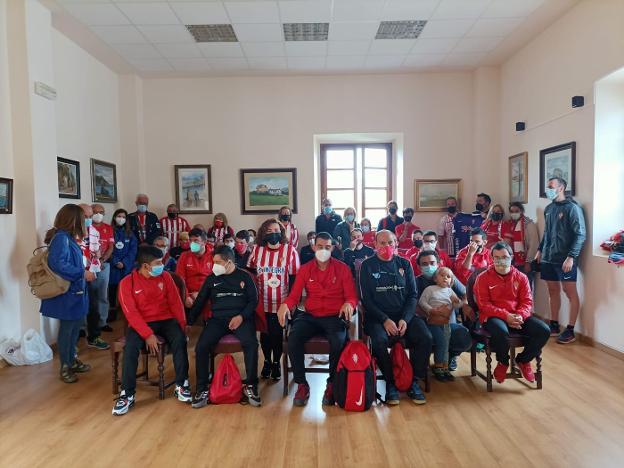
[
  {"xmin": 563, "ymin": 276, "xmax": 572, "ymax": 280},
  {"xmin": 488, "ymin": 285, "xmax": 497, "ymax": 290},
  {"xmin": 214, "ymin": 282, "xmax": 222, "ymax": 286},
  {"xmin": 355, "ymin": 387, "xmax": 363, "ymax": 406},
  {"xmin": 134, "ymin": 290, "xmax": 142, "ymax": 294}
]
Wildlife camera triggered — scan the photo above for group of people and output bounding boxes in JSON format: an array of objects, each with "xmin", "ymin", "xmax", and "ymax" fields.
[{"xmin": 39, "ymin": 176, "xmax": 586, "ymax": 415}]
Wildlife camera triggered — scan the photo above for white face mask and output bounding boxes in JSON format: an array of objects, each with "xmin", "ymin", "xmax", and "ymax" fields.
[
  {"xmin": 423, "ymin": 241, "xmax": 437, "ymax": 251},
  {"xmin": 92, "ymin": 213, "xmax": 104, "ymax": 223},
  {"xmin": 248, "ymin": 236, "xmax": 255, "ymax": 244},
  {"xmin": 225, "ymin": 242, "xmax": 235, "ymax": 249},
  {"xmin": 212, "ymin": 262, "xmax": 227, "ymax": 276},
  {"xmin": 510, "ymin": 212, "xmax": 521, "ymax": 221},
  {"xmin": 309, "ymin": 239, "xmax": 315, "ymax": 246},
  {"xmin": 315, "ymin": 249, "xmax": 331, "ymax": 262},
  {"xmin": 115, "ymin": 217, "xmax": 126, "ymax": 226},
  {"xmin": 159, "ymin": 247, "xmax": 168, "ymax": 257}
]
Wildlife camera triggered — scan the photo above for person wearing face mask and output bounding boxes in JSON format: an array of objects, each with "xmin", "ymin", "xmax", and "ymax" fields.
[
  {"xmin": 299, "ymin": 231, "xmax": 317, "ymax": 265},
  {"xmin": 535, "ymin": 177, "xmax": 586, "ymax": 344},
  {"xmin": 475, "ymin": 192, "xmax": 492, "ymax": 219},
  {"xmin": 358, "ymin": 230, "xmax": 428, "ymax": 405},
  {"xmin": 247, "ymin": 219, "xmax": 300, "ymax": 381},
  {"xmin": 481, "ymin": 204, "xmax": 513, "ymax": 249},
  {"xmin": 108, "ymin": 209, "xmax": 138, "ymax": 322},
  {"xmin": 395, "ymin": 208, "xmax": 421, "ymax": 253},
  {"xmin": 343, "ymin": 228, "xmax": 375, "ymax": 278},
  {"xmin": 403, "ymin": 229, "xmax": 424, "ymax": 260},
  {"xmin": 409, "ymin": 231, "xmax": 453, "ymax": 277},
  {"xmin": 89, "ymin": 204, "xmax": 115, "ymax": 333},
  {"xmin": 169, "ymin": 231, "xmax": 190, "ymax": 261},
  {"xmin": 474, "ymin": 242, "xmax": 550, "ymax": 385},
  {"xmin": 154, "ymin": 236, "xmax": 177, "ymax": 272},
  {"xmin": 223, "ymin": 233, "xmax": 236, "ymax": 250},
  {"xmin": 277, "ymin": 232, "xmax": 357, "ymax": 407},
  {"xmin": 333, "ymin": 207, "xmax": 359, "ymax": 251},
  {"xmin": 113, "ymin": 246, "xmax": 191, "ymax": 416},
  {"xmin": 175, "ymin": 228, "xmax": 214, "ymax": 314},
  {"xmin": 377, "ymin": 200, "xmax": 404, "ymax": 234},
  {"xmin": 315, "ymin": 199, "xmax": 342, "ymax": 236},
  {"xmin": 128, "ymin": 194, "xmax": 162, "ymax": 245},
  {"xmin": 207, "ymin": 212, "xmax": 235, "ymax": 245},
  {"xmin": 451, "ymin": 196, "xmax": 489, "ymax": 256},
  {"xmin": 508, "ymin": 202, "xmax": 540, "ymax": 288},
  {"xmin": 159, "ymin": 203, "xmax": 190, "ymax": 250},
  {"xmin": 360, "ymin": 217, "xmax": 376, "ymax": 248},
  {"xmin": 233, "ymin": 230, "xmax": 252, "ymax": 269},
  {"xmin": 454, "ymin": 228, "xmax": 493, "ymax": 286},
  {"xmin": 189, "ymin": 246, "xmax": 261, "ymax": 408},
  {"xmin": 247, "ymin": 229, "xmax": 257, "ymax": 247},
  {"xmin": 437, "ymin": 197, "xmax": 459, "ymax": 257},
  {"xmin": 278, "ymin": 206, "xmax": 299, "ymax": 248},
  {"xmin": 415, "ymin": 250, "xmax": 472, "ymax": 373}
]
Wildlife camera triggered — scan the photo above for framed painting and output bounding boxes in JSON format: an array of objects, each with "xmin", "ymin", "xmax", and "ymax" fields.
[
  {"xmin": 0, "ymin": 178, "xmax": 13, "ymax": 214},
  {"xmin": 57, "ymin": 157, "xmax": 81, "ymax": 199},
  {"xmin": 540, "ymin": 142, "xmax": 576, "ymax": 197},
  {"xmin": 509, "ymin": 152, "xmax": 528, "ymax": 203},
  {"xmin": 414, "ymin": 179, "xmax": 462, "ymax": 212},
  {"xmin": 240, "ymin": 168, "xmax": 298, "ymax": 214},
  {"xmin": 175, "ymin": 165, "xmax": 213, "ymax": 214},
  {"xmin": 90, "ymin": 158, "xmax": 117, "ymax": 203}
]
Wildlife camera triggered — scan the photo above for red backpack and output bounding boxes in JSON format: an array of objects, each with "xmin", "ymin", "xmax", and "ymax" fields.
[
  {"xmin": 333, "ymin": 341, "xmax": 377, "ymax": 411},
  {"xmin": 391, "ymin": 342, "xmax": 413, "ymax": 392},
  {"xmin": 209, "ymin": 354, "xmax": 242, "ymax": 404}
]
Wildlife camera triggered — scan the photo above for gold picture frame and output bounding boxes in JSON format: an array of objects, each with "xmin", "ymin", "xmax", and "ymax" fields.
[{"xmin": 414, "ymin": 179, "xmax": 462, "ymax": 212}]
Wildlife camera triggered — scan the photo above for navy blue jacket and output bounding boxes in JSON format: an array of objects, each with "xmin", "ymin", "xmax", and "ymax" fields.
[
  {"xmin": 40, "ymin": 230, "xmax": 88, "ymax": 320},
  {"xmin": 109, "ymin": 227, "xmax": 138, "ymax": 286},
  {"xmin": 539, "ymin": 197, "xmax": 587, "ymax": 264},
  {"xmin": 128, "ymin": 211, "xmax": 162, "ymax": 244},
  {"xmin": 315, "ymin": 212, "xmax": 342, "ymax": 236},
  {"xmin": 333, "ymin": 221, "xmax": 360, "ymax": 251},
  {"xmin": 377, "ymin": 215, "xmax": 404, "ymax": 233}
]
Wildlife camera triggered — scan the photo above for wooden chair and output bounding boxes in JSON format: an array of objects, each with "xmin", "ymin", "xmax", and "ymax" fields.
[
  {"xmin": 111, "ymin": 271, "xmax": 186, "ymax": 400},
  {"xmin": 466, "ymin": 268, "xmax": 543, "ymax": 392},
  {"xmin": 207, "ymin": 334, "xmax": 243, "ymax": 381}
]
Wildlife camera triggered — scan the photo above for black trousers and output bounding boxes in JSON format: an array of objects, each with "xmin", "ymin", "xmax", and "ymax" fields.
[
  {"xmin": 365, "ymin": 316, "xmax": 432, "ymax": 383},
  {"xmin": 288, "ymin": 313, "xmax": 348, "ymax": 385},
  {"xmin": 260, "ymin": 313, "xmax": 283, "ymax": 363},
  {"xmin": 86, "ymin": 290, "xmax": 101, "ymax": 341},
  {"xmin": 195, "ymin": 316, "xmax": 258, "ymax": 391},
  {"xmin": 484, "ymin": 316, "xmax": 550, "ymax": 365},
  {"xmin": 121, "ymin": 319, "xmax": 189, "ymax": 396}
]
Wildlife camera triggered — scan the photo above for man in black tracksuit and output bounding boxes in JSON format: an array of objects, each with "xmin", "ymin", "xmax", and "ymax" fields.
[
  {"xmin": 188, "ymin": 246, "xmax": 260, "ymax": 408},
  {"xmin": 128, "ymin": 193, "xmax": 162, "ymax": 245},
  {"xmin": 359, "ymin": 230, "xmax": 430, "ymax": 406}
]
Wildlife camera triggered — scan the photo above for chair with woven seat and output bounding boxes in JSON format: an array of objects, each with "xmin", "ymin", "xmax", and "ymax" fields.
[{"xmin": 111, "ymin": 271, "xmax": 186, "ymax": 400}]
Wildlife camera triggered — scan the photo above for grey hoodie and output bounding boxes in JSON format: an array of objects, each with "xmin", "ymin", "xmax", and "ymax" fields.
[{"xmin": 539, "ymin": 197, "xmax": 586, "ymax": 264}]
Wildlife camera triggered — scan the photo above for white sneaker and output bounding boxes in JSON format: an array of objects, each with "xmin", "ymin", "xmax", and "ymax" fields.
[
  {"xmin": 112, "ymin": 391, "xmax": 135, "ymax": 416},
  {"xmin": 174, "ymin": 380, "xmax": 192, "ymax": 403}
]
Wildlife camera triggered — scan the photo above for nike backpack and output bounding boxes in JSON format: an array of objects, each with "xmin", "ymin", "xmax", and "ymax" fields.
[
  {"xmin": 333, "ymin": 341, "xmax": 377, "ymax": 412},
  {"xmin": 391, "ymin": 341, "xmax": 413, "ymax": 392},
  {"xmin": 209, "ymin": 354, "xmax": 243, "ymax": 404}
]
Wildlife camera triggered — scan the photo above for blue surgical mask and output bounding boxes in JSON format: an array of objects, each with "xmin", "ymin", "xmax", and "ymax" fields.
[
  {"xmin": 345, "ymin": 214, "xmax": 355, "ymax": 223},
  {"xmin": 323, "ymin": 206, "xmax": 332, "ymax": 215},
  {"xmin": 422, "ymin": 265, "xmax": 438, "ymax": 278},
  {"xmin": 190, "ymin": 241, "xmax": 202, "ymax": 253},
  {"xmin": 85, "ymin": 218, "xmax": 92, "ymax": 228},
  {"xmin": 149, "ymin": 264, "xmax": 164, "ymax": 277},
  {"xmin": 545, "ymin": 188, "xmax": 558, "ymax": 200},
  {"xmin": 137, "ymin": 204, "xmax": 148, "ymax": 213}
]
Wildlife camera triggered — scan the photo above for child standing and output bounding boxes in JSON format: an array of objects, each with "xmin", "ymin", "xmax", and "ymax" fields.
[{"xmin": 418, "ymin": 267, "xmax": 462, "ymax": 382}]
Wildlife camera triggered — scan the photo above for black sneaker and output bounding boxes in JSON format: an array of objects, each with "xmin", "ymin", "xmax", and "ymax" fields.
[
  {"xmin": 549, "ymin": 321, "xmax": 560, "ymax": 337},
  {"xmin": 448, "ymin": 356, "xmax": 458, "ymax": 372},
  {"xmin": 112, "ymin": 391, "xmax": 135, "ymax": 416},
  {"xmin": 260, "ymin": 360, "xmax": 271, "ymax": 379},
  {"xmin": 270, "ymin": 361, "xmax": 281, "ymax": 381},
  {"xmin": 432, "ymin": 366, "xmax": 447, "ymax": 382},
  {"xmin": 174, "ymin": 381, "xmax": 192, "ymax": 403},
  {"xmin": 385, "ymin": 383, "xmax": 400, "ymax": 406},
  {"xmin": 243, "ymin": 384, "xmax": 262, "ymax": 407},
  {"xmin": 191, "ymin": 390, "xmax": 209, "ymax": 409},
  {"xmin": 443, "ymin": 370, "xmax": 455, "ymax": 382},
  {"xmin": 71, "ymin": 358, "xmax": 91, "ymax": 373},
  {"xmin": 60, "ymin": 364, "xmax": 78, "ymax": 384},
  {"xmin": 557, "ymin": 327, "xmax": 576, "ymax": 344},
  {"xmin": 87, "ymin": 337, "xmax": 110, "ymax": 350},
  {"xmin": 407, "ymin": 381, "xmax": 426, "ymax": 405}
]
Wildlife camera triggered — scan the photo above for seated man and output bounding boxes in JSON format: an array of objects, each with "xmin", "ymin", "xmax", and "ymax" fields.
[
  {"xmin": 113, "ymin": 246, "xmax": 191, "ymax": 416},
  {"xmin": 359, "ymin": 230, "xmax": 429, "ymax": 406},
  {"xmin": 175, "ymin": 228, "xmax": 213, "ymax": 313},
  {"xmin": 409, "ymin": 230, "xmax": 453, "ymax": 276},
  {"xmin": 299, "ymin": 231, "xmax": 316, "ymax": 265},
  {"xmin": 474, "ymin": 242, "xmax": 550, "ymax": 384},
  {"xmin": 343, "ymin": 228, "xmax": 374, "ymax": 278},
  {"xmin": 415, "ymin": 250, "xmax": 473, "ymax": 373},
  {"xmin": 233, "ymin": 230, "xmax": 252, "ymax": 269},
  {"xmin": 278, "ymin": 232, "xmax": 357, "ymax": 407},
  {"xmin": 401, "ymin": 229, "xmax": 423, "ymax": 260},
  {"xmin": 453, "ymin": 227, "xmax": 492, "ymax": 285},
  {"xmin": 188, "ymin": 246, "xmax": 261, "ymax": 408},
  {"xmin": 154, "ymin": 236, "xmax": 177, "ymax": 272}
]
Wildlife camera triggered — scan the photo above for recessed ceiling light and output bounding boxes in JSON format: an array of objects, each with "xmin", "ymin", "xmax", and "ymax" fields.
[
  {"xmin": 186, "ymin": 24, "xmax": 238, "ymax": 43},
  {"xmin": 283, "ymin": 23, "xmax": 329, "ymax": 41},
  {"xmin": 375, "ymin": 20, "xmax": 427, "ymax": 40}
]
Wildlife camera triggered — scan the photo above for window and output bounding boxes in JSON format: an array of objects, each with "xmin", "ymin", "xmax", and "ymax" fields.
[{"xmin": 320, "ymin": 143, "xmax": 392, "ymax": 220}]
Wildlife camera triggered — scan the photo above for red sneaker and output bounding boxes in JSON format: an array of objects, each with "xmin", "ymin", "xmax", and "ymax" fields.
[
  {"xmin": 494, "ymin": 362, "xmax": 509, "ymax": 383},
  {"xmin": 517, "ymin": 361, "xmax": 535, "ymax": 383},
  {"xmin": 322, "ymin": 382, "xmax": 335, "ymax": 406},
  {"xmin": 293, "ymin": 383, "xmax": 310, "ymax": 407}
]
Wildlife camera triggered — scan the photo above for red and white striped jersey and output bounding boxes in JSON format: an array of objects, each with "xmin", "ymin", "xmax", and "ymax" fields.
[
  {"xmin": 247, "ymin": 244, "xmax": 300, "ymax": 314},
  {"xmin": 283, "ymin": 222, "xmax": 299, "ymax": 248},
  {"xmin": 207, "ymin": 225, "xmax": 234, "ymax": 244},
  {"xmin": 159, "ymin": 216, "xmax": 190, "ymax": 248}
]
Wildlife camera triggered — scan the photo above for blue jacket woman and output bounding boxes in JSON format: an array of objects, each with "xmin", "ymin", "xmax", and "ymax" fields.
[{"xmin": 109, "ymin": 225, "xmax": 138, "ymax": 285}]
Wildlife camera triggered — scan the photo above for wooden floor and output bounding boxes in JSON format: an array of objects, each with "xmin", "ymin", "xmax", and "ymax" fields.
[{"xmin": 1, "ymin": 324, "xmax": 624, "ymax": 468}]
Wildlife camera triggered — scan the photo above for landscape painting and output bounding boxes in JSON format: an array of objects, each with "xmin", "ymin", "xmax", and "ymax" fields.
[
  {"xmin": 240, "ymin": 168, "xmax": 297, "ymax": 214},
  {"xmin": 175, "ymin": 165, "xmax": 212, "ymax": 214},
  {"xmin": 0, "ymin": 177, "xmax": 13, "ymax": 214},
  {"xmin": 414, "ymin": 179, "xmax": 462, "ymax": 212},
  {"xmin": 90, "ymin": 158, "xmax": 117, "ymax": 203},
  {"xmin": 57, "ymin": 157, "xmax": 80, "ymax": 199}
]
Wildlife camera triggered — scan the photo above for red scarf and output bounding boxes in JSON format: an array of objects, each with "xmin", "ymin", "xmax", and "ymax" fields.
[{"xmin": 511, "ymin": 217, "xmax": 526, "ymax": 264}]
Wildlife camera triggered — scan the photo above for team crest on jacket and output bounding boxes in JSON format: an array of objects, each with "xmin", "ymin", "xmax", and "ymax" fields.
[
  {"xmin": 372, "ymin": 272, "xmax": 380, "ymax": 279},
  {"xmin": 115, "ymin": 241, "xmax": 124, "ymax": 249},
  {"xmin": 398, "ymin": 268, "xmax": 404, "ymax": 277},
  {"xmin": 158, "ymin": 282, "xmax": 163, "ymax": 290},
  {"xmin": 558, "ymin": 213, "xmax": 564, "ymax": 219},
  {"xmin": 240, "ymin": 281, "xmax": 245, "ymax": 289},
  {"xmin": 513, "ymin": 281, "xmax": 519, "ymax": 290},
  {"xmin": 352, "ymin": 353, "xmax": 358, "ymax": 364}
]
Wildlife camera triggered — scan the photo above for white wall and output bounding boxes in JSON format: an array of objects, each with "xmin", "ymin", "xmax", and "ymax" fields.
[
  {"xmin": 499, "ymin": 0, "xmax": 624, "ymax": 352},
  {"xmin": 140, "ymin": 72, "xmax": 496, "ymax": 237}
]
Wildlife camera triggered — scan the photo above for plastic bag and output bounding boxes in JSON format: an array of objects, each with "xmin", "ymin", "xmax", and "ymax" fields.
[
  {"xmin": 0, "ymin": 339, "xmax": 26, "ymax": 366},
  {"xmin": 21, "ymin": 329, "xmax": 53, "ymax": 365}
]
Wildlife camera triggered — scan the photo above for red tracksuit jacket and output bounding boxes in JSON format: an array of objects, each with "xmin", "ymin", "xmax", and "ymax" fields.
[
  {"xmin": 175, "ymin": 250, "xmax": 213, "ymax": 298},
  {"xmin": 283, "ymin": 258, "xmax": 357, "ymax": 317},
  {"xmin": 453, "ymin": 245, "xmax": 493, "ymax": 285},
  {"xmin": 473, "ymin": 265, "xmax": 533, "ymax": 323},
  {"xmin": 118, "ymin": 270, "xmax": 186, "ymax": 339}
]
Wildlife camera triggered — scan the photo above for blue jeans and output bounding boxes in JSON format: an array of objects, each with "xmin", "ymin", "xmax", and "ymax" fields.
[
  {"xmin": 429, "ymin": 323, "xmax": 451, "ymax": 365},
  {"xmin": 58, "ymin": 319, "xmax": 82, "ymax": 367},
  {"xmin": 425, "ymin": 322, "xmax": 472, "ymax": 365},
  {"xmin": 88, "ymin": 262, "xmax": 110, "ymax": 327}
]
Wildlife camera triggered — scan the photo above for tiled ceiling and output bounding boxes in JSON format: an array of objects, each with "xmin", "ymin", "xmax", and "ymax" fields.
[{"xmin": 54, "ymin": 0, "xmax": 550, "ymax": 75}]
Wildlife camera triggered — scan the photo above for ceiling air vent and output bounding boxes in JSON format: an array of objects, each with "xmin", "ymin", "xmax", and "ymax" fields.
[
  {"xmin": 186, "ymin": 24, "xmax": 238, "ymax": 43},
  {"xmin": 283, "ymin": 23, "xmax": 329, "ymax": 41},
  {"xmin": 375, "ymin": 20, "xmax": 427, "ymax": 40}
]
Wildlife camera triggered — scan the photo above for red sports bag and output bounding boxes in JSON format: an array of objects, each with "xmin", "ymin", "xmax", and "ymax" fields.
[{"xmin": 209, "ymin": 354, "xmax": 243, "ymax": 404}]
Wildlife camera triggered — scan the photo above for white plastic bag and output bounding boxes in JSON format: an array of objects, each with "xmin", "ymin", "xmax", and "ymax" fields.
[
  {"xmin": 21, "ymin": 329, "xmax": 53, "ymax": 365},
  {"xmin": 0, "ymin": 339, "xmax": 26, "ymax": 366}
]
